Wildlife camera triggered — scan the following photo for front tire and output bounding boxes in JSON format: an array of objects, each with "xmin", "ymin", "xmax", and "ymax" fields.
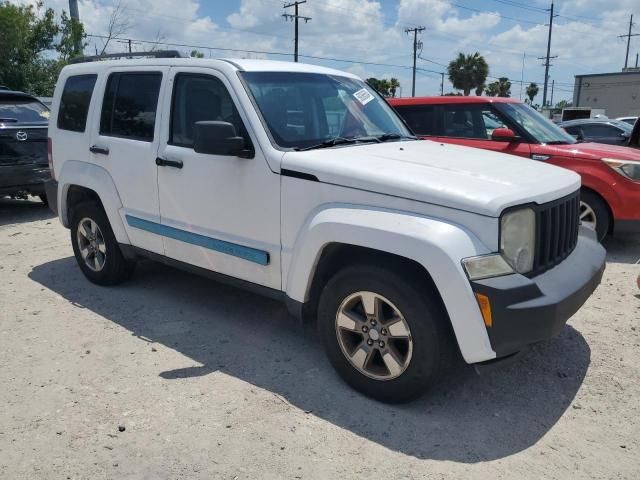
[
  {"xmin": 580, "ymin": 190, "xmax": 610, "ymax": 242},
  {"xmin": 318, "ymin": 265, "xmax": 453, "ymax": 403},
  {"xmin": 70, "ymin": 202, "xmax": 135, "ymax": 285}
]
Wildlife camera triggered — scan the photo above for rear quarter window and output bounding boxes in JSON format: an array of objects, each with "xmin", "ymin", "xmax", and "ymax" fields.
[
  {"xmin": 57, "ymin": 74, "xmax": 98, "ymax": 132},
  {"xmin": 100, "ymin": 72, "xmax": 162, "ymax": 142}
]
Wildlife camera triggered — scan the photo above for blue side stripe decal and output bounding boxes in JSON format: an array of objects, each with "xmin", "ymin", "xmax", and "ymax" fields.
[{"xmin": 125, "ymin": 215, "xmax": 270, "ymax": 266}]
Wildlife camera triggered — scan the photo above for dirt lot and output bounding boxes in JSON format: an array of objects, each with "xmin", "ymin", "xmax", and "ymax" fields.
[{"xmin": 1, "ymin": 197, "xmax": 639, "ymax": 480}]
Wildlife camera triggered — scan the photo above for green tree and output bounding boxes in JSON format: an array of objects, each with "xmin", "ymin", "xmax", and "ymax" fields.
[
  {"xmin": 190, "ymin": 49, "xmax": 205, "ymax": 58},
  {"xmin": 486, "ymin": 77, "xmax": 511, "ymax": 97},
  {"xmin": 0, "ymin": 1, "xmax": 86, "ymax": 95},
  {"xmin": 485, "ymin": 82, "xmax": 499, "ymax": 97},
  {"xmin": 0, "ymin": 1, "xmax": 58, "ymax": 94},
  {"xmin": 526, "ymin": 82, "xmax": 539, "ymax": 103},
  {"xmin": 366, "ymin": 77, "xmax": 401, "ymax": 97},
  {"xmin": 388, "ymin": 77, "xmax": 400, "ymax": 97},
  {"xmin": 56, "ymin": 11, "xmax": 86, "ymax": 62},
  {"xmin": 555, "ymin": 99, "xmax": 571, "ymax": 109},
  {"xmin": 447, "ymin": 52, "xmax": 489, "ymax": 96},
  {"xmin": 475, "ymin": 84, "xmax": 485, "ymax": 96}
]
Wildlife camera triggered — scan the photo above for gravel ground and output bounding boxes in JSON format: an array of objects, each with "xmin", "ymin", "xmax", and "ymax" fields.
[{"xmin": 1, "ymin": 197, "xmax": 639, "ymax": 480}]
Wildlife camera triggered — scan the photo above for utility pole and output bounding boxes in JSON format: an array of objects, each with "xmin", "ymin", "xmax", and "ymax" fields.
[
  {"xmin": 283, "ymin": 1, "xmax": 311, "ymax": 62},
  {"xmin": 68, "ymin": 0, "xmax": 83, "ymax": 54},
  {"xmin": 405, "ymin": 26, "xmax": 425, "ymax": 97},
  {"xmin": 519, "ymin": 52, "xmax": 526, "ymax": 100},
  {"xmin": 619, "ymin": 14, "xmax": 639, "ymax": 69},
  {"xmin": 440, "ymin": 72, "xmax": 444, "ymax": 96},
  {"xmin": 539, "ymin": 2, "xmax": 558, "ymax": 107},
  {"xmin": 636, "ymin": 53, "xmax": 639, "ymax": 68},
  {"xmin": 550, "ymin": 79, "xmax": 555, "ymax": 107},
  {"xmin": 116, "ymin": 39, "xmax": 140, "ymax": 57}
]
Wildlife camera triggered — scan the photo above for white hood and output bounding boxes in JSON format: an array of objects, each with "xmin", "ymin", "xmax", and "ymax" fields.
[{"xmin": 282, "ymin": 140, "xmax": 580, "ymax": 217}]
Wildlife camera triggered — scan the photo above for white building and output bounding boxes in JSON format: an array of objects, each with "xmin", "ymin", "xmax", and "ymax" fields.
[{"xmin": 573, "ymin": 69, "xmax": 640, "ymax": 118}]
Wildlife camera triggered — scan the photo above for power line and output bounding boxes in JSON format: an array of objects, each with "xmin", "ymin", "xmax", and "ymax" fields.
[{"xmin": 282, "ymin": 1, "xmax": 311, "ymax": 63}]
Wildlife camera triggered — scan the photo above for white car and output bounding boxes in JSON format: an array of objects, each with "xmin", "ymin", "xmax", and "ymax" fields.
[{"xmin": 45, "ymin": 53, "xmax": 606, "ymax": 402}]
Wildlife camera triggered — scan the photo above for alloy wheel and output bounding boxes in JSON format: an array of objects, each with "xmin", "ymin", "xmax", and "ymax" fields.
[
  {"xmin": 335, "ymin": 291, "xmax": 413, "ymax": 381},
  {"xmin": 580, "ymin": 201, "xmax": 597, "ymax": 231},
  {"xmin": 76, "ymin": 217, "xmax": 107, "ymax": 272}
]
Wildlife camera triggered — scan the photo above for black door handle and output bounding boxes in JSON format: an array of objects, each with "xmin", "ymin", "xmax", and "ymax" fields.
[
  {"xmin": 89, "ymin": 145, "xmax": 109, "ymax": 155},
  {"xmin": 156, "ymin": 157, "xmax": 183, "ymax": 169}
]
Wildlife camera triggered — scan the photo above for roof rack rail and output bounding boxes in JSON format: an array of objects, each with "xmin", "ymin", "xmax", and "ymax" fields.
[{"xmin": 69, "ymin": 50, "xmax": 183, "ymax": 64}]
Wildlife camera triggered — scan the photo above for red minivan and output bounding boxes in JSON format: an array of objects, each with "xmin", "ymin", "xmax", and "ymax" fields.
[{"xmin": 389, "ymin": 96, "xmax": 640, "ymax": 241}]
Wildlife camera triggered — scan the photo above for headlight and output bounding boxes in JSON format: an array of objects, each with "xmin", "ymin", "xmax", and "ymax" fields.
[
  {"xmin": 602, "ymin": 158, "xmax": 640, "ymax": 181},
  {"xmin": 500, "ymin": 208, "xmax": 535, "ymax": 274}
]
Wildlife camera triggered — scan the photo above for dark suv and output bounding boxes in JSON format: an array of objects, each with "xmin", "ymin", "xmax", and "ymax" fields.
[{"xmin": 0, "ymin": 90, "xmax": 50, "ymax": 204}]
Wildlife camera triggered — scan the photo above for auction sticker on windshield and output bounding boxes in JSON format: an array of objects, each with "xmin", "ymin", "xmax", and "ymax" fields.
[{"xmin": 353, "ymin": 88, "xmax": 375, "ymax": 106}]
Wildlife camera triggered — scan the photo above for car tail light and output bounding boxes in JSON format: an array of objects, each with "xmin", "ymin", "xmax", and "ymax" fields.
[{"xmin": 47, "ymin": 137, "xmax": 55, "ymax": 180}]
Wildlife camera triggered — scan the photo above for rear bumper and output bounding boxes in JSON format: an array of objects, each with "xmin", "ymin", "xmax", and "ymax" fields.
[
  {"xmin": 44, "ymin": 179, "xmax": 58, "ymax": 216},
  {"xmin": 470, "ymin": 227, "xmax": 606, "ymax": 358},
  {"xmin": 0, "ymin": 164, "xmax": 49, "ymax": 195}
]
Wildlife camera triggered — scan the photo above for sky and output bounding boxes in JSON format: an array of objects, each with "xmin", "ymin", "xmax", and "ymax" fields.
[{"xmin": 11, "ymin": 0, "xmax": 640, "ymax": 103}]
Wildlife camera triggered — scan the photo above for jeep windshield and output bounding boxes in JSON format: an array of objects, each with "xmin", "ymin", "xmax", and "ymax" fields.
[
  {"xmin": 495, "ymin": 102, "xmax": 577, "ymax": 145},
  {"xmin": 240, "ymin": 71, "xmax": 413, "ymax": 150}
]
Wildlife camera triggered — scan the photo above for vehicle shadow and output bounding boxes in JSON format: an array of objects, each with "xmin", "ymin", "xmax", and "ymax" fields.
[
  {"xmin": 603, "ymin": 233, "xmax": 640, "ymax": 264},
  {"xmin": 29, "ymin": 257, "xmax": 591, "ymax": 463},
  {"xmin": 0, "ymin": 197, "xmax": 54, "ymax": 227}
]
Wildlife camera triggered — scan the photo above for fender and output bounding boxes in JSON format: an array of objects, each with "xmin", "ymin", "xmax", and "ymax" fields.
[
  {"xmin": 57, "ymin": 160, "xmax": 131, "ymax": 245},
  {"xmin": 284, "ymin": 205, "xmax": 498, "ymax": 363}
]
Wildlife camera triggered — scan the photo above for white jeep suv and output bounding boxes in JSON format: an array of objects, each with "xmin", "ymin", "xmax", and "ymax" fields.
[{"xmin": 45, "ymin": 53, "xmax": 606, "ymax": 402}]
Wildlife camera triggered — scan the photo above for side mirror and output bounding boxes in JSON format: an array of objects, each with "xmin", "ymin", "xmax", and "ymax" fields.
[
  {"xmin": 491, "ymin": 127, "xmax": 519, "ymax": 142},
  {"xmin": 193, "ymin": 121, "xmax": 252, "ymax": 158}
]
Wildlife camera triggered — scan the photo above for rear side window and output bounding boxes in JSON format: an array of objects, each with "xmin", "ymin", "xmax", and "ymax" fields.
[
  {"xmin": 394, "ymin": 105, "xmax": 436, "ymax": 135},
  {"xmin": 100, "ymin": 72, "xmax": 162, "ymax": 142},
  {"xmin": 580, "ymin": 124, "xmax": 624, "ymax": 137},
  {"xmin": 442, "ymin": 104, "xmax": 490, "ymax": 139},
  {"xmin": 57, "ymin": 74, "xmax": 97, "ymax": 132}
]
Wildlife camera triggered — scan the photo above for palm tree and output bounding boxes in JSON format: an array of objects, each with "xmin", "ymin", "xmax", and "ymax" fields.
[
  {"xmin": 495, "ymin": 77, "xmax": 511, "ymax": 97},
  {"xmin": 389, "ymin": 78, "xmax": 400, "ymax": 97},
  {"xmin": 485, "ymin": 82, "xmax": 499, "ymax": 97},
  {"xmin": 526, "ymin": 82, "xmax": 539, "ymax": 103},
  {"xmin": 447, "ymin": 52, "xmax": 489, "ymax": 96}
]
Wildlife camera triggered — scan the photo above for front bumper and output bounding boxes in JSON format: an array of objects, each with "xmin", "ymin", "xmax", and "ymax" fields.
[
  {"xmin": 44, "ymin": 179, "xmax": 58, "ymax": 216},
  {"xmin": 615, "ymin": 219, "xmax": 640, "ymax": 234},
  {"xmin": 470, "ymin": 226, "xmax": 606, "ymax": 358}
]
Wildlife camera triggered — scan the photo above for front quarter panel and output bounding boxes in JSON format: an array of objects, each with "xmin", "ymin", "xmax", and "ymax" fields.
[{"xmin": 284, "ymin": 205, "xmax": 497, "ymax": 363}]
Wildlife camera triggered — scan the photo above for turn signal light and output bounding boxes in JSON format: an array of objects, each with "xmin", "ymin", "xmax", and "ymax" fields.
[{"xmin": 475, "ymin": 293, "xmax": 493, "ymax": 328}]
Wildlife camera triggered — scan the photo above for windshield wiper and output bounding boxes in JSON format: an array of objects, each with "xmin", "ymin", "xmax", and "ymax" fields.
[
  {"xmin": 545, "ymin": 140, "xmax": 571, "ymax": 145},
  {"xmin": 294, "ymin": 136, "xmax": 381, "ymax": 151},
  {"xmin": 376, "ymin": 133, "xmax": 418, "ymax": 142}
]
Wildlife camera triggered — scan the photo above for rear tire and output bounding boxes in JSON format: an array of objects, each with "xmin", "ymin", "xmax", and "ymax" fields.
[
  {"xmin": 70, "ymin": 202, "xmax": 135, "ymax": 285},
  {"xmin": 580, "ymin": 190, "xmax": 610, "ymax": 242},
  {"xmin": 318, "ymin": 264, "xmax": 453, "ymax": 403}
]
